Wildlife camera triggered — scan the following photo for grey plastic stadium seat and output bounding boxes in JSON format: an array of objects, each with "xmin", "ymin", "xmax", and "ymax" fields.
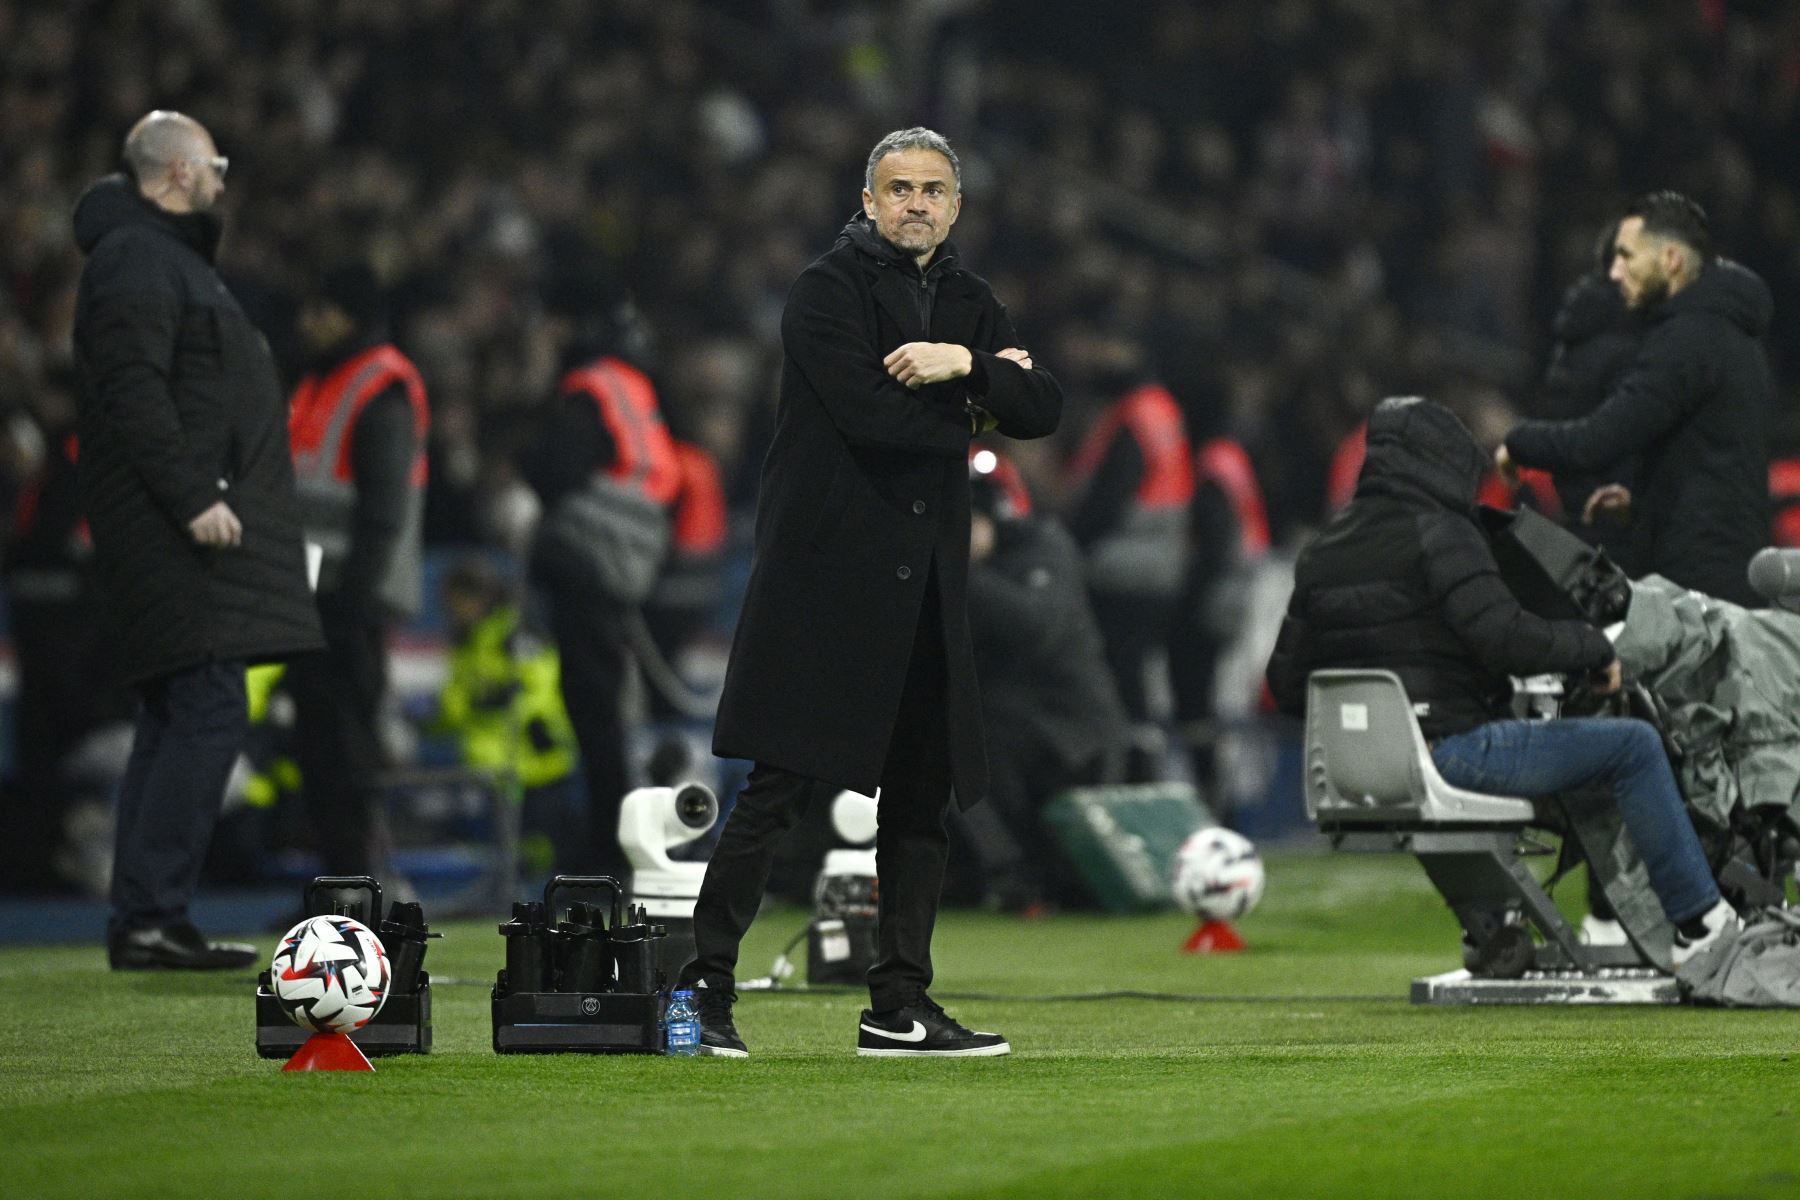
[{"xmin": 1304, "ymin": 669, "xmax": 1534, "ymax": 825}]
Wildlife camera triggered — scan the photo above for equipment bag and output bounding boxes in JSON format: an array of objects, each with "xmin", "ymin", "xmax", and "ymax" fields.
[
  {"xmin": 532, "ymin": 475, "xmax": 670, "ymax": 606},
  {"xmin": 1677, "ymin": 907, "xmax": 1800, "ymax": 1007}
]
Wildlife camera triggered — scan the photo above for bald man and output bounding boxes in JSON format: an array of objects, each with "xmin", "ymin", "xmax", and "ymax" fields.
[{"xmin": 72, "ymin": 111, "xmax": 323, "ymax": 970}]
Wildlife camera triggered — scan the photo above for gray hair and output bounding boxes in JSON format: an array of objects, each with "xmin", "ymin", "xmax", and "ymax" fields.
[{"xmin": 864, "ymin": 127, "xmax": 961, "ymax": 195}]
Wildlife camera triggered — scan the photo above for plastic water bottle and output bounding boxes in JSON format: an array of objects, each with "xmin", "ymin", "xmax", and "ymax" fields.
[{"xmin": 664, "ymin": 988, "xmax": 700, "ymax": 1056}]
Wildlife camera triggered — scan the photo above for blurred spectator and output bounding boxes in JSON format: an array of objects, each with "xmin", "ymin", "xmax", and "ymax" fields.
[
  {"xmin": 434, "ymin": 556, "xmax": 580, "ymax": 877},
  {"xmin": 286, "ymin": 260, "xmax": 431, "ymax": 876},
  {"xmin": 521, "ymin": 289, "xmax": 678, "ymax": 882},
  {"xmin": 1061, "ymin": 343, "xmax": 1194, "ymax": 728},
  {"xmin": 952, "ymin": 449, "xmax": 1128, "ymax": 911}
]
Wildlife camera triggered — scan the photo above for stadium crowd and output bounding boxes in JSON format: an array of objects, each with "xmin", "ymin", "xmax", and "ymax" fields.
[{"xmin": 1, "ymin": 0, "xmax": 1797, "ymax": 892}]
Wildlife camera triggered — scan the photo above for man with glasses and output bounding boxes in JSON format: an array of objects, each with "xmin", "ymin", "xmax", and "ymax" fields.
[{"xmin": 72, "ymin": 110, "xmax": 322, "ymax": 969}]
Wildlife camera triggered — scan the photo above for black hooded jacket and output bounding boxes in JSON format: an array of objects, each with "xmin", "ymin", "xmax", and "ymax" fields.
[
  {"xmin": 71, "ymin": 175, "xmax": 322, "ymax": 684},
  {"xmin": 1266, "ymin": 398, "xmax": 1614, "ymax": 739},
  {"xmin": 1507, "ymin": 260, "xmax": 1773, "ymax": 606}
]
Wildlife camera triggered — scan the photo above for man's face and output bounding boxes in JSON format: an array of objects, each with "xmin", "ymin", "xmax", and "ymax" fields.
[
  {"xmin": 862, "ymin": 148, "xmax": 961, "ymax": 260},
  {"xmin": 1610, "ymin": 216, "xmax": 1672, "ymax": 310}
]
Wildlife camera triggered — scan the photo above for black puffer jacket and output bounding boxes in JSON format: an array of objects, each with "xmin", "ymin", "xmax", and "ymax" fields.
[
  {"xmin": 1267, "ymin": 398, "xmax": 1614, "ymax": 739},
  {"xmin": 72, "ymin": 175, "xmax": 323, "ymax": 684},
  {"xmin": 1508, "ymin": 259, "xmax": 1773, "ymax": 606}
]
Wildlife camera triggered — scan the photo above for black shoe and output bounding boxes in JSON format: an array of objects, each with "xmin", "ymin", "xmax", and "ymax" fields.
[
  {"xmin": 107, "ymin": 921, "xmax": 258, "ymax": 971},
  {"xmin": 857, "ymin": 996, "xmax": 1010, "ymax": 1057},
  {"xmin": 693, "ymin": 981, "xmax": 748, "ymax": 1058}
]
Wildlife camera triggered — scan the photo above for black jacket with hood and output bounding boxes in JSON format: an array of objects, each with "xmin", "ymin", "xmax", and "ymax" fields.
[
  {"xmin": 71, "ymin": 175, "xmax": 322, "ymax": 685},
  {"xmin": 1267, "ymin": 398, "xmax": 1614, "ymax": 739},
  {"xmin": 1507, "ymin": 259, "xmax": 1773, "ymax": 606}
]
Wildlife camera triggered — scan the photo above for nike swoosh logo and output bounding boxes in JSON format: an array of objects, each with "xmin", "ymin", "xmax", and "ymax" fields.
[{"xmin": 860, "ymin": 1020, "xmax": 928, "ymax": 1042}]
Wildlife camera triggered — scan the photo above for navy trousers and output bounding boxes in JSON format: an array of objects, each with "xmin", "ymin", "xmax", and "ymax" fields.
[{"xmin": 109, "ymin": 659, "xmax": 248, "ymax": 931}]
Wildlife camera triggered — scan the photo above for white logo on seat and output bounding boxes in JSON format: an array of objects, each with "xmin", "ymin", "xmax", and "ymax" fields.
[{"xmin": 1339, "ymin": 703, "xmax": 1368, "ymax": 731}]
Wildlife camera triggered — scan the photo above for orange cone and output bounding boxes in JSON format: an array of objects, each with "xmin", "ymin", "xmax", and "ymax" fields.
[
  {"xmin": 282, "ymin": 1032, "xmax": 375, "ymax": 1072},
  {"xmin": 1181, "ymin": 919, "xmax": 1246, "ymax": 954}
]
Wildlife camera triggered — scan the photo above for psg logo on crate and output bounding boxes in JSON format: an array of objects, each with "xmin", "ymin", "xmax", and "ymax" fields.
[{"xmin": 269, "ymin": 915, "xmax": 392, "ymax": 1035}]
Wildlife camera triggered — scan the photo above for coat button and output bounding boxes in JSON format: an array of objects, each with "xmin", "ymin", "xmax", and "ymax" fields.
[
  {"xmin": 912, "ymin": 500, "xmax": 926, "ymax": 514},
  {"xmin": 896, "ymin": 566, "xmax": 912, "ymax": 580}
]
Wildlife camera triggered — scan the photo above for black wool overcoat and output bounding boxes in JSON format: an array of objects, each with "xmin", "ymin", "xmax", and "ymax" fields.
[
  {"xmin": 72, "ymin": 176, "xmax": 323, "ymax": 685},
  {"xmin": 713, "ymin": 217, "xmax": 1062, "ymax": 806}
]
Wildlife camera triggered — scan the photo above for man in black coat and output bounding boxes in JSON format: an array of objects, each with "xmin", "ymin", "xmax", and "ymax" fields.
[
  {"xmin": 1268, "ymin": 397, "xmax": 1734, "ymax": 965},
  {"xmin": 683, "ymin": 128, "xmax": 1062, "ymax": 1057},
  {"xmin": 1499, "ymin": 192, "xmax": 1773, "ymax": 606},
  {"xmin": 72, "ymin": 111, "xmax": 323, "ymax": 969}
]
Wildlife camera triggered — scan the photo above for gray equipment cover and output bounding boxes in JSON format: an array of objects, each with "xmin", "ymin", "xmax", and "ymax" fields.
[
  {"xmin": 1676, "ymin": 907, "xmax": 1800, "ymax": 1008},
  {"xmin": 1614, "ymin": 575, "xmax": 1800, "ymax": 828}
]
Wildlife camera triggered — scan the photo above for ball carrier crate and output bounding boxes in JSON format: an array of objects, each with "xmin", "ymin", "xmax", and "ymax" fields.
[
  {"xmin": 492, "ymin": 875, "xmax": 669, "ymax": 1054},
  {"xmin": 255, "ymin": 876, "xmax": 437, "ymax": 1058}
]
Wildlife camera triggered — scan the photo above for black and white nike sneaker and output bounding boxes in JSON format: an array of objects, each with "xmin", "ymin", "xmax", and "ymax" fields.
[
  {"xmin": 694, "ymin": 981, "xmax": 748, "ymax": 1058},
  {"xmin": 856, "ymin": 996, "xmax": 1010, "ymax": 1057}
]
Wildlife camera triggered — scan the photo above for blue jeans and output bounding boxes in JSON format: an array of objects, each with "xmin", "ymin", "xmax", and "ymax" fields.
[{"xmin": 1431, "ymin": 718, "xmax": 1719, "ymax": 925}]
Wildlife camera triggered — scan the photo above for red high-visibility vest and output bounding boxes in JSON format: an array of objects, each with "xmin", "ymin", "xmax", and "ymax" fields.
[
  {"xmin": 669, "ymin": 440, "xmax": 727, "ymax": 556},
  {"xmin": 1192, "ymin": 437, "xmax": 1270, "ymax": 557},
  {"xmin": 1773, "ymin": 458, "xmax": 1800, "ymax": 548},
  {"xmin": 1066, "ymin": 384, "xmax": 1194, "ymax": 509},
  {"xmin": 289, "ymin": 344, "xmax": 430, "ymax": 487},
  {"xmin": 560, "ymin": 357, "xmax": 679, "ymax": 506}
]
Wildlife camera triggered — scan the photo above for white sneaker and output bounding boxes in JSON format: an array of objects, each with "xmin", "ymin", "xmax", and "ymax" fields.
[
  {"xmin": 1580, "ymin": 915, "xmax": 1628, "ymax": 947},
  {"xmin": 1670, "ymin": 899, "xmax": 1739, "ymax": 968}
]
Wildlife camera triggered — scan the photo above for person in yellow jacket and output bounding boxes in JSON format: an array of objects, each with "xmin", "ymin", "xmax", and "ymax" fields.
[{"xmin": 435, "ymin": 557, "xmax": 580, "ymax": 875}]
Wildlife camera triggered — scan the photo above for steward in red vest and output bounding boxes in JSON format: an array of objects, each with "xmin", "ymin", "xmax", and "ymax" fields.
[
  {"xmin": 285, "ymin": 262, "xmax": 429, "ymax": 877},
  {"xmin": 288, "ymin": 269, "xmax": 430, "ymax": 620},
  {"xmin": 1063, "ymin": 377, "xmax": 1195, "ymax": 721},
  {"xmin": 522, "ymin": 326, "xmax": 679, "ymax": 881}
]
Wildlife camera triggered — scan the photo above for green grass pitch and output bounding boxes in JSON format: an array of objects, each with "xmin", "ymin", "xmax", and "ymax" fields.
[{"xmin": 3, "ymin": 851, "xmax": 1798, "ymax": 1199}]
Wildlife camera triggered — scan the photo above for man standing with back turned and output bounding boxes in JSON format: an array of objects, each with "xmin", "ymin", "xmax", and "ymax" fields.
[
  {"xmin": 1498, "ymin": 192, "xmax": 1772, "ymax": 606},
  {"xmin": 73, "ymin": 111, "xmax": 323, "ymax": 969},
  {"xmin": 681, "ymin": 128, "xmax": 1062, "ymax": 1057}
]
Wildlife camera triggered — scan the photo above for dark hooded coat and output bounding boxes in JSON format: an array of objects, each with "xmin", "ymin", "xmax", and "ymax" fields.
[
  {"xmin": 71, "ymin": 176, "xmax": 323, "ymax": 685},
  {"xmin": 1266, "ymin": 398, "xmax": 1614, "ymax": 739},
  {"xmin": 1507, "ymin": 260, "xmax": 1773, "ymax": 606},
  {"xmin": 712, "ymin": 216, "xmax": 1062, "ymax": 805}
]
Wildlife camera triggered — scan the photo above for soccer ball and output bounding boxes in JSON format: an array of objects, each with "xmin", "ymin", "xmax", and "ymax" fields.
[
  {"xmin": 269, "ymin": 915, "xmax": 390, "ymax": 1034},
  {"xmin": 1172, "ymin": 826, "xmax": 1266, "ymax": 921}
]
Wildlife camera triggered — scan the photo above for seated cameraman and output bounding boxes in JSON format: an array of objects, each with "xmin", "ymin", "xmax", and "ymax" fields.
[{"xmin": 1265, "ymin": 396, "xmax": 1734, "ymax": 965}]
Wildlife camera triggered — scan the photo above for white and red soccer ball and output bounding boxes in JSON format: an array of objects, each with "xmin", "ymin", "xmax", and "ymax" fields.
[
  {"xmin": 269, "ymin": 915, "xmax": 390, "ymax": 1035},
  {"xmin": 1172, "ymin": 826, "xmax": 1266, "ymax": 922}
]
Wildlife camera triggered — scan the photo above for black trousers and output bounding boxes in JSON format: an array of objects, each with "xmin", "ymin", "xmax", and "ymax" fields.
[
  {"xmin": 683, "ymin": 586, "xmax": 954, "ymax": 1012},
  {"xmin": 289, "ymin": 615, "xmax": 390, "ymax": 876},
  {"xmin": 548, "ymin": 589, "xmax": 632, "ymax": 880},
  {"xmin": 110, "ymin": 659, "xmax": 248, "ymax": 930}
]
